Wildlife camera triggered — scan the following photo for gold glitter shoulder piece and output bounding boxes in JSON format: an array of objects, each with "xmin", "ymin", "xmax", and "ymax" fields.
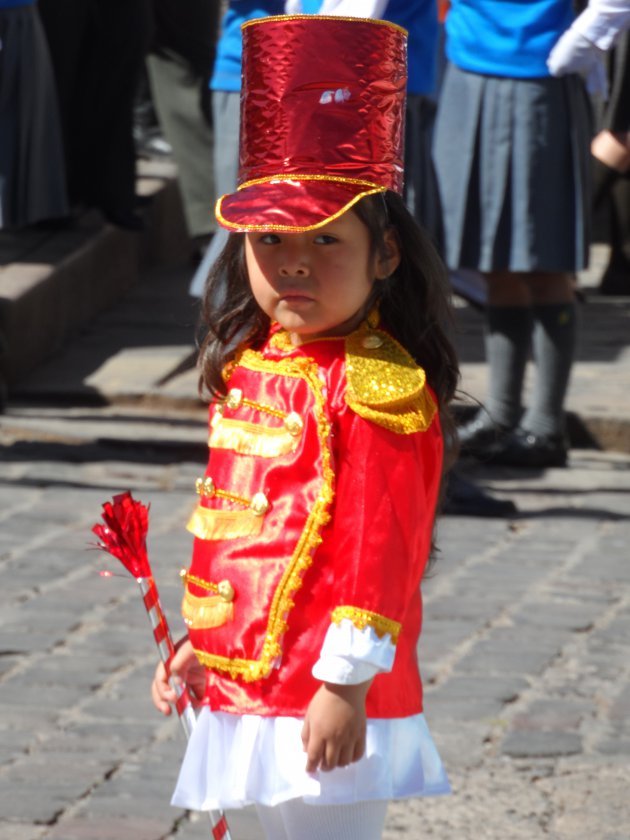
[{"xmin": 344, "ymin": 327, "xmax": 437, "ymax": 435}]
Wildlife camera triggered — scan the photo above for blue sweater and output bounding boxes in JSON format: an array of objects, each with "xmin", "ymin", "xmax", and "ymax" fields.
[
  {"xmin": 445, "ymin": 0, "xmax": 575, "ymax": 78},
  {"xmin": 211, "ymin": 0, "xmax": 439, "ymax": 97},
  {"xmin": 386, "ymin": 0, "xmax": 439, "ymax": 96},
  {"xmin": 211, "ymin": 1, "xmax": 285, "ymax": 92}
]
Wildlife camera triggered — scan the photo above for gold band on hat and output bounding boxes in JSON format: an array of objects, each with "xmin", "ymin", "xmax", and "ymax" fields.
[{"xmin": 216, "ymin": 175, "xmax": 386, "ymax": 233}]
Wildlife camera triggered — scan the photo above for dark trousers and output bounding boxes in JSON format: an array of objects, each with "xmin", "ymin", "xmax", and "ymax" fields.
[{"xmin": 38, "ymin": 0, "xmax": 154, "ymax": 219}]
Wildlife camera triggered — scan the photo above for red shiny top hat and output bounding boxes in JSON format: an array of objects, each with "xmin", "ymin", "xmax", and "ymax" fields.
[{"xmin": 216, "ymin": 15, "xmax": 407, "ymax": 233}]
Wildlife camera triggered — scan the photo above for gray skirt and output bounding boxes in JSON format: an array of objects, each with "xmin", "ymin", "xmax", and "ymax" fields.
[
  {"xmin": 433, "ymin": 63, "xmax": 592, "ymax": 273},
  {"xmin": 0, "ymin": 5, "xmax": 68, "ymax": 228}
]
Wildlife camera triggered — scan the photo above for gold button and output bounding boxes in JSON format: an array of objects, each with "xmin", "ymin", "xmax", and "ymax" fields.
[
  {"xmin": 284, "ymin": 411, "xmax": 303, "ymax": 437},
  {"xmin": 250, "ymin": 492, "xmax": 270, "ymax": 516},
  {"xmin": 225, "ymin": 388, "xmax": 243, "ymax": 410},
  {"xmin": 361, "ymin": 334, "xmax": 384, "ymax": 349},
  {"xmin": 217, "ymin": 580, "xmax": 235, "ymax": 602},
  {"xmin": 196, "ymin": 476, "xmax": 215, "ymax": 497}
]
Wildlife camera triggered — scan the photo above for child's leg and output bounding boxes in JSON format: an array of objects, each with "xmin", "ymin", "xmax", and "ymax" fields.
[
  {"xmin": 261, "ymin": 799, "xmax": 388, "ymax": 840},
  {"xmin": 457, "ymin": 272, "xmax": 533, "ymax": 455},
  {"xmin": 522, "ymin": 272, "xmax": 576, "ymax": 439}
]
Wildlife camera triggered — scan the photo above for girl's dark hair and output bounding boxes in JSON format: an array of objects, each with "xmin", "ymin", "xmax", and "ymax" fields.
[
  {"xmin": 197, "ymin": 231, "xmax": 267, "ymax": 397},
  {"xmin": 198, "ymin": 191, "xmax": 459, "ymax": 416},
  {"xmin": 352, "ymin": 191, "xmax": 459, "ymax": 420}
]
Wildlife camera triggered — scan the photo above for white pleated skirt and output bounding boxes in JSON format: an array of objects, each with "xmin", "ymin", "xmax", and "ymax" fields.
[{"xmin": 171, "ymin": 708, "xmax": 450, "ymax": 810}]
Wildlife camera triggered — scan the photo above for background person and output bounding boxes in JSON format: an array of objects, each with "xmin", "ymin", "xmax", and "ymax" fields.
[
  {"xmin": 547, "ymin": 0, "xmax": 630, "ymax": 297},
  {"xmin": 434, "ymin": 0, "xmax": 592, "ymax": 468},
  {"xmin": 38, "ymin": 0, "xmax": 153, "ymax": 230},
  {"xmin": 145, "ymin": 0, "xmax": 221, "ymax": 254},
  {"xmin": 0, "ymin": 0, "xmax": 68, "ymax": 229}
]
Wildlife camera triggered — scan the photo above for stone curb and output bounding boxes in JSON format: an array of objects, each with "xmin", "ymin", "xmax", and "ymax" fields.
[{"xmin": 0, "ymin": 160, "xmax": 190, "ymax": 387}]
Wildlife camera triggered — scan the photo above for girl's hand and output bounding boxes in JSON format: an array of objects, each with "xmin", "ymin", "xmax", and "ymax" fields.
[
  {"xmin": 301, "ymin": 680, "xmax": 371, "ymax": 772},
  {"xmin": 150, "ymin": 637, "xmax": 205, "ymax": 715}
]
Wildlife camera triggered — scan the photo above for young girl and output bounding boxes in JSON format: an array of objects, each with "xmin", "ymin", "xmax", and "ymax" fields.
[{"xmin": 151, "ymin": 16, "xmax": 458, "ymax": 839}]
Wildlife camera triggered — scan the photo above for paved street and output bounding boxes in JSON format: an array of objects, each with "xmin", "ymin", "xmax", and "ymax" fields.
[
  {"xmin": 1, "ymin": 442, "xmax": 630, "ymax": 839},
  {"xmin": 1, "ymin": 229, "xmax": 630, "ymax": 838}
]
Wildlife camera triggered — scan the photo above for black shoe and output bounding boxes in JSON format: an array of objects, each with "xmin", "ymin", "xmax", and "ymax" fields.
[
  {"xmin": 442, "ymin": 472, "xmax": 517, "ymax": 517},
  {"xmin": 457, "ymin": 412, "xmax": 512, "ymax": 459},
  {"xmin": 486, "ymin": 428, "xmax": 568, "ymax": 468}
]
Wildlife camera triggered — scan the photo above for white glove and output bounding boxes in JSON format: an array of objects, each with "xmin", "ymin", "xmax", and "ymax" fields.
[{"xmin": 547, "ymin": 28, "xmax": 608, "ymax": 97}]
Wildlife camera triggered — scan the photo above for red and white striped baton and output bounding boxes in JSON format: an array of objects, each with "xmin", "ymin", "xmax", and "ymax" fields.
[{"xmin": 92, "ymin": 492, "xmax": 232, "ymax": 840}]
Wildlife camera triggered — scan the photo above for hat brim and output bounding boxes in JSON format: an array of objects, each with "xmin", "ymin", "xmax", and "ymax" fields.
[{"xmin": 215, "ymin": 177, "xmax": 385, "ymax": 233}]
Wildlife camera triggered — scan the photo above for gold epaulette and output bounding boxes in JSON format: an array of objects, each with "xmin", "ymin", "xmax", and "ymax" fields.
[{"xmin": 344, "ymin": 327, "xmax": 436, "ymax": 434}]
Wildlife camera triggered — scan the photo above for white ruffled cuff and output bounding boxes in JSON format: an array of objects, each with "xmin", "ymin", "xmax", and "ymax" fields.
[{"xmin": 311, "ymin": 618, "xmax": 397, "ymax": 685}]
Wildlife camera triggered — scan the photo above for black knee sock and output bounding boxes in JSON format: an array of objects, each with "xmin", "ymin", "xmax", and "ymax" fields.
[
  {"xmin": 483, "ymin": 306, "xmax": 533, "ymax": 429},
  {"xmin": 522, "ymin": 302, "xmax": 577, "ymax": 437}
]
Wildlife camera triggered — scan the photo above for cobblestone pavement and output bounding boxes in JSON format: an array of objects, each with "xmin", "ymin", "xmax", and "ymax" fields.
[
  {"xmin": 1, "ymin": 252, "xmax": 630, "ymax": 839},
  {"xmin": 1, "ymin": 427, "xmax": 629, "ymax": 840}
]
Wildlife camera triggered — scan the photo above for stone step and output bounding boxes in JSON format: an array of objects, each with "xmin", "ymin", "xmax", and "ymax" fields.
[{"xmin": 0, "ymin": 159, "xmax": 191, "ymax": 388}]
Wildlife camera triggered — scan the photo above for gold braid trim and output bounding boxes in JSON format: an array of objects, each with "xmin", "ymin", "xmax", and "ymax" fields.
[
  {"xmin": 191, "ymin": 349, "xmax": 335, "ymax": 682},
  {"xmin": 331, "ymin": 606, "xmax": 401, "ymax": 644},
  {"xmin": 242, "ymin": 15, "xmax": 408, "ymax": 37},
  {"xmin": 270, "ymin": 329, "xmax": 342, "ymax": 352},
  {"xmin": 220, "ymin": 391, "xmax": 286, "ymax": 419},
  {"xmin": 240, "ymin": 396, "xmax": 286, "ymax": 419},
  {"xmin": 182, "ymin": 571, "xmax": 220, "ymax": 592},
  {"xmin": 209, "ymin": 415, "xmax": 300, "ymax": 458},
  {"xmin": 237, "ymin": 173, "xmax": 381, "ymax": 191}
]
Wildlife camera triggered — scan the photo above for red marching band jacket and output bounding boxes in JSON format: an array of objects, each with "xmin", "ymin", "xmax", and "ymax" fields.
[{"xmin": 182, "ymin": 320, "xmax": 444, "ymax": 719}]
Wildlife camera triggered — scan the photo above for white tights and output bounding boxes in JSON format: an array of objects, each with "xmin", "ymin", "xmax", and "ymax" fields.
[{"xmin": 255, "ymin": 799, "xmax": 388, "ymax": 840}]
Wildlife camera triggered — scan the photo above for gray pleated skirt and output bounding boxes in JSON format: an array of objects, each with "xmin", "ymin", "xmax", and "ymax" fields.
[
  {"xmin": 433, "ymin": 63, "xmax": 592, "ymax": 273},
  {"xmin": 0, "ymin": 5, "xmax": 68, "ymax": 229}
]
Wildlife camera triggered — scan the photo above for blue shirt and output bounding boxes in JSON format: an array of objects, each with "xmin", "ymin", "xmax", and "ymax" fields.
[
  {"xmin": 211, "ymin": 1, "xmax": 285, "ymax": 92},
  {"xmin": 0, "ymin": 0, "xmax": 35, "ymax": 7},
  {"xmin": 385, "ymin": 0, "xmax": 439, "ymax": 96},
  {"xmin": 211, "ymin": 0, "xmax": 439, "ymax": 97},
  {"xmin": 445, "ymin": 0, "xmax": 575, "ymax": 78}
]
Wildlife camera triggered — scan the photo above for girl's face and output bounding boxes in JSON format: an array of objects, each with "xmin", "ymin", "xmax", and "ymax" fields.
[{"xmin": 244, "ymin": 208, "xmax": 399, "ymax": 343}]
